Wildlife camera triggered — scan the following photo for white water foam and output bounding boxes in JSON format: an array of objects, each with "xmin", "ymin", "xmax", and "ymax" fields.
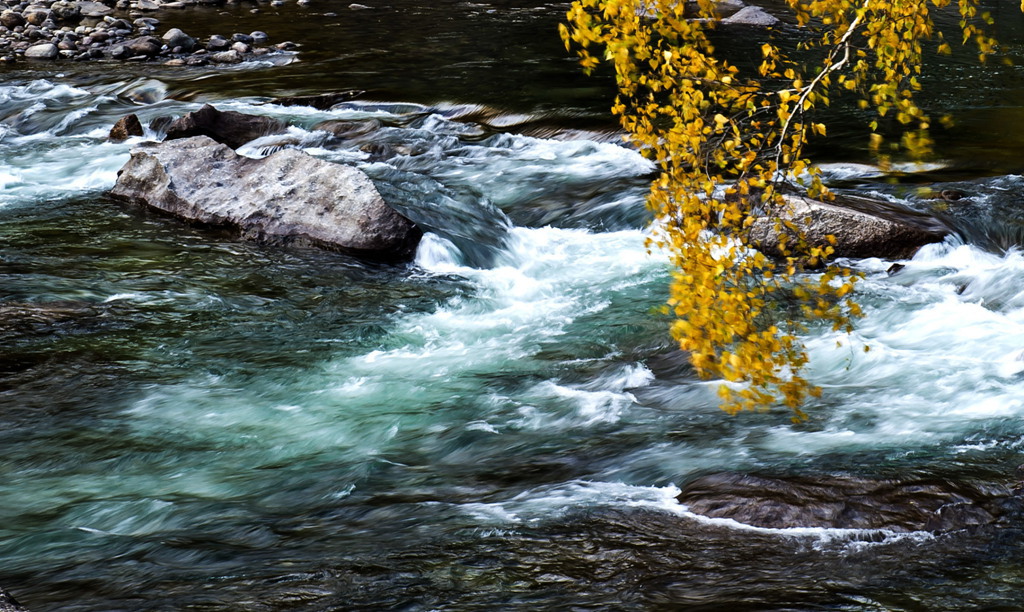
[
  {"xmin": 450, "ymin": 480, "xmax": 934, "ymax": 552},
  {"xmin": 760, "ymin": 238, "xmax": 1024, "ymax": 454}
]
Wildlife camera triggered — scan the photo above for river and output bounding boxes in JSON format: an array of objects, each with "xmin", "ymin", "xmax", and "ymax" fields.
[{"xmin": 2, "ymin": 1, "xmax": 1024, "ymax": 609}]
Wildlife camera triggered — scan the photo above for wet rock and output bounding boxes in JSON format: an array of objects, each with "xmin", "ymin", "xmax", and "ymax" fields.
[
  {"xmin": 0, "ymin": 586, "xmax": 27, "ymax": 612},
  {"xmin": 749, "ymin": 194, "xmax": 947, "ymax": 260},
  {"xmin": 312, "ymin": 118, "xmax": 381, "ymax": 139},
  {"xmin": 231, "ymin": 32, "xmax": 251, "ymax": 44},
  {"xmin": 107, "ymin": 17, "xmax": 133, "ymax": 31},
  {"xmin": 125, "ymin": 35, "xmax": 160, "ymax": 56},
  {"xmin": 23, "ymin": 7, "xmax": 50, "ymax": 25},
  {"xmin": 161, "ymin": 26, "xmax": 194, "ymax": 51},
  {"xmin": 109, "ymin": 135, "xmax": 422, "ymax": 261},
  {"xmin": 206, "ymin": 33, "xmax": 229, "ymax": 50},
  {"xmin": 23, "ymin": 41, "xmax": 57, "ymax": 58},
  {"xmin": 148, "ymin": 114, "xmax": 173, "ymax": 133},
  {"xmin": 77, "ymin": 0, "xmax": 112, "ymax": 16},
  {"xmin": 0, "ymin": 9, "xmax": 25, "ymax": 28},
  {"xmin": 721, "ymin": 4, "xmax": 778, "ymax": 25},
  {"xmin": 229, "ymin": 40, "xmax": 247, "ymax": 54},
  {"xmin": 109, "ymin": 113, "xmax": 144, "ymax": 141},
  {"xmin": 250, "ymin": 30, "xmax": 267, "ymax": 44},
  {"xmin": 273, "ymin": 90, "xmax": 364, "ymax": 110},
  {"xmin": 208, "ymin": 48, "xmax": 241, "ymax": 63},
  {"xmin": 164, "ymin": 104, "xmax": 287, "ymax": 150},
  {"xmin": 49, "ymin": 0, "xmax": 81, "ymax": 21},
  {"xmin": 678, "ymin": 472, "xmax": 1021, "ymax": 532}
]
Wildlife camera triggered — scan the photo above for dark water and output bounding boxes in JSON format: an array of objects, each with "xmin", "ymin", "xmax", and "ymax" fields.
[{"xmin": 3, "ymin": 1, "xmax": 1024, "ymax": 610}]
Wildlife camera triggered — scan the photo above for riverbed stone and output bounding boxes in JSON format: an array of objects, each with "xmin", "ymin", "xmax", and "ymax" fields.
[
  {"xmin": 164, "ymin": 104, "xmax": 286, "ymax": 149},
  {"xmin": 109, "ymin": 135, "xmax": 422, "ymax": 261},
  {"xmin": 0, "ymin": 586, "xmax": 27, "ymax": 612},
  {"xmin": 23, "ymin": 7, "xmax": 50, "ymax": 25},
  {"xmin": 78, "ymin": 1, "xmax": 111, "ymax": 16},
  {"xmin": 0, "ymin": 9, "xmax": 24, "ymax": 28},
  {"xmin": 125, "ymin": 35, "xmax": 160, "ymax": 56},
  {"xmin": 49, "ymin": 0, "xmax": 81, "ymax": 21},
  {"xmin": 207, "ymin": 48, "xmax": 241, "ymax": 63},
  {"xmin": 24, "ymin": 41, "xmax": 57, "ymax": 58},
  {"xmin": 749, "ymin": 194, "xmax": 946, "ymax": 260},
  {"xmin": 161, "ymin": 26, "xmax": 193, "ymax": 51},
  {"xmin": 206, "ymin": 33, "xmax": 229, "ymax": 50}
]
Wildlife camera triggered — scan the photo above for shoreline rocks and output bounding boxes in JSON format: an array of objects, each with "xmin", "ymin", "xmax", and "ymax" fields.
[
  {"xmin": 109, "ymin": 135, "xmax": 422, "ymax": 262},
  {"xmin": 0, "ymin": 2, "xmax": 293, "ymax": 64}
]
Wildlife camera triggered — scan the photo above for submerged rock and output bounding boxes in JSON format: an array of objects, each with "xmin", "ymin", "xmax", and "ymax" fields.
[
  {"xmin": 164, "ymin": 104, "xmax": 287, "ymax": 150},
  {"xmin": 749, "ymin": 194, "xmax": 947, "ymax": 260},
  {"xmin": 0, "ymin": 587, "xmax": 27, "ymax": 612},
  {"xmin": 271, "ymin": 90, "xmax": 365, "ymax": 110},
  {"xmin": 678, "ymin": 472, "xmax": 1021, "ymax": 532},
  {"xmin": 109, "ymin": 136, "xmax": 421, "ymax": 261}
]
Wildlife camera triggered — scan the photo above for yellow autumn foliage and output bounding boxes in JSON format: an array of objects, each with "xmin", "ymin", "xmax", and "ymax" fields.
[{"xmin": 561, "ymin": 0, "xmax": 1003, "ymax": 418}]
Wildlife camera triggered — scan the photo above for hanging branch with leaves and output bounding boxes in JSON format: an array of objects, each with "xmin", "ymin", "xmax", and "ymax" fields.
[{"xmin": 561, "ymin": 0, "xmax": 1002, "ymax": 418}]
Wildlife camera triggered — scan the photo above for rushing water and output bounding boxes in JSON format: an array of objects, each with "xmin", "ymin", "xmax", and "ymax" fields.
[{"xmin": 3, "ymin": 2, "xmax": 1024, "ymax": 610}]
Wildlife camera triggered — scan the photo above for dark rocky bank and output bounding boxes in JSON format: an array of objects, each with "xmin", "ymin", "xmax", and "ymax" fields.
[{"xmin": 0, "ymin": 0, "xmax": 295, "ymax": 64}]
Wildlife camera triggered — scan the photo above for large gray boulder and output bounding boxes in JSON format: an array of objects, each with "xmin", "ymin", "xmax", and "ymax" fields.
[
  {"xmin": 749, "ymin": 194, "xmax": 946, "ymax": 260},
  {"xmin": 109, "ymin": 136, "xmax": 421, "ymax": 261}
]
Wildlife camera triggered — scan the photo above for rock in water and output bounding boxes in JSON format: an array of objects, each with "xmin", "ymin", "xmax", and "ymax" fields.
[
  {"xmin": 162, "ymin": 27, "xmax": 196, "ymax": 52},
  {"xmin": 721, "ymin": 5, "xmax": 779, "ymax": 25},
  {"xmin": 164, "ymin": 104, "xmax": 287, "ymax": 149},
  {"xmin": 109, "ymin": 113, "xmax": 144, "ymax": 141},
  {"xmin": 0, "ymin": 587, "xmax": 27, "ymax": 612},
  {"xmin": 678, "ymin": 472, "xmax": 1020, "ymax": 532},
  {"xmin": 24, "ymin": 43, "xmax": 59, "ymax": 60},
  {"xmin": 271, "ymin": 90, "xmax": 365, "ymax": 110},
  {"xmin": 125, "ymin": 36, "xmax": 162, "ymax": 57},
  {"xmin": 749, "ymin": 194, "xmax": 946, "ymax": 260},
  {"xmin": 109, "ymin": 136, "xmax": 421, "ymax": 261}
]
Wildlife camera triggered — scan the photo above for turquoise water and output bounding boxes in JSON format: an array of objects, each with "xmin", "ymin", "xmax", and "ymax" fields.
[{"xmin": 2, "ymin": 2, "xmax": 1024, "ymax": 609}]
